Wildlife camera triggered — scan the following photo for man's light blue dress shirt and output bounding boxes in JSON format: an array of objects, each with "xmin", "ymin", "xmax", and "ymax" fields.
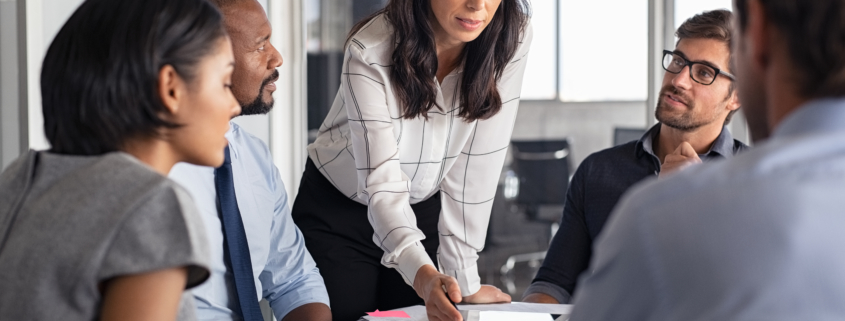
[
  {"xmin": 170, "ymin": 122, "xmax": 330, "ymax": 321},
  {"xmin": 570, "ymin": 99, "xmax": 845, "ymax": 320}
]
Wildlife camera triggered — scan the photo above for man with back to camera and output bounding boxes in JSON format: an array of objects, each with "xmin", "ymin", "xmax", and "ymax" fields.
[
  {"xmin": 523, "ymin": 9, "xmax": 747, "ymax": 304},
  {"xmin": 569, "ymin": 0, "xmax": 845, "ymax": 319},
  {"xmin": 169, "ymin": 0, "xmax": 332, "ymax": 320}
]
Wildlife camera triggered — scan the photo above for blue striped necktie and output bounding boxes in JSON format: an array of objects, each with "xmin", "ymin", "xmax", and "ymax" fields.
[{"xmin": 214, "ymin": 146, "xmax": 263, "ymax": 321}]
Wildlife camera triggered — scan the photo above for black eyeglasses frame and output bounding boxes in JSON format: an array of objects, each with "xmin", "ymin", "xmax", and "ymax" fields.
[{"xmin": 662, "ymin": 50, "xmax": 735, "ymax": 85}]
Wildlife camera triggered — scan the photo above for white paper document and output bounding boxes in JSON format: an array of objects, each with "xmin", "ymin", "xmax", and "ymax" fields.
[
  {"xmin": 462, "ymin": 310, "xmax": 554, "ymax": 321},
  {"xmin": 360, "ymin": 302, "xmax": 572, "ymax": 321},
  {"xmin": 457, "ymin": 302, "xmax": 573, "ymax": 315}
]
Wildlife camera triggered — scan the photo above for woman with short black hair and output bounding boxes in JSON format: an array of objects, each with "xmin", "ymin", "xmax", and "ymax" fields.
[
  {"xmin": 292, "ymin": 0, "xmax": 532, "ymax": 320},
  {"xmin": 0, "ymin": 0, "xmax": 240, "ymax": 320}
]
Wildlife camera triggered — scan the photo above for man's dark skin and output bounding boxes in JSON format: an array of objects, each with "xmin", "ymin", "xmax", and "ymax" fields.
[{"xmin": 215, "ymin": 1, "xmax": 332, "ymax": 320}]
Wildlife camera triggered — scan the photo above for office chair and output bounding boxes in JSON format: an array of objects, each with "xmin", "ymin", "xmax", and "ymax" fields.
[
  {"xmin": 499, "ymin": 139, "xmax": 571, "ymax": 295},
  {"xmin": 613, "ymin": 127, "xmax": 646, "ymax": 147}
]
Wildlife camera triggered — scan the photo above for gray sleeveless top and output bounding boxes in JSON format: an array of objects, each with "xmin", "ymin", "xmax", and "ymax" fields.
[{"xmin": 0, "ymin": 151, "xmax": 210, "ymax": 320}]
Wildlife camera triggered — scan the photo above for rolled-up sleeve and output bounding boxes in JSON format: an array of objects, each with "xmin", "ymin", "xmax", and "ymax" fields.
[
  {"xmin": 438, "ymin": 24, "xmax": 533, "ymax": 296},
  {"xmin": 260, "ymin": 165, "xmax": 330, "ymax": 318}
]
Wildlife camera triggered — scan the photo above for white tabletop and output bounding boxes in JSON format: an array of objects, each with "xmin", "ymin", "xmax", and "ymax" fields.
[{"xmin": 360, "ymin": 302, "xmax": 572, "ymax": 321}]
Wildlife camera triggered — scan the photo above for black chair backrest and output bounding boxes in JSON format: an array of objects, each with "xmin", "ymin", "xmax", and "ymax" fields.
[
  {"xmin": 614, "ymin": 127, "xmax": 646, "ymax": 146},
  {"xmin": 510, "ymin": 140, "xmax": 571, "ymax": 208}
]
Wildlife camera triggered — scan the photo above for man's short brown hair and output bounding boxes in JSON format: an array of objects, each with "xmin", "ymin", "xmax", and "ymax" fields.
[
  {"xmin": 735, "ymin": 0, "xmax": 845, "ymax": 99},
  {"xmin": 675, "ymin": 9, "xmax": 739, "ymax": 125},
  {"xmin": 676, "ymin": 9, "xmax": 734, "ymax": 70}
]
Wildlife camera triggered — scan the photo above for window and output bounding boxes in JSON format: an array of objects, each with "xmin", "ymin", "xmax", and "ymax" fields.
[
  {"xmin": 521, "ymin": 0, "xmax": 649, "ymax": 102},
  {"xmin": 675, "ymin": 0, "xmax": 733, "ymax": 30},
  {"xmin": 519, "ymin": 0, "xmax": 557, "ymax": 100}
]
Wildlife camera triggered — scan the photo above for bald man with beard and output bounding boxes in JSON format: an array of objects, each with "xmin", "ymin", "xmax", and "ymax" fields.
[{"xmin": 169, "ymin": 1, "xmax": 332, "ymax": 320}]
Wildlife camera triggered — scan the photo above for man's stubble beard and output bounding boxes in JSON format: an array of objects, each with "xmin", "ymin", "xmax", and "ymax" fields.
[{"xmin": 655, "ymin": 85, "xmax": 725, "ymax": 132}]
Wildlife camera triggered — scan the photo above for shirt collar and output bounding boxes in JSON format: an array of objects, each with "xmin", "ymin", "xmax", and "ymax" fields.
[
  {"xmin": 705, "ymin": 125, "xmax": 737, "ymax": 158},
  {"xmin": 636, "ymin": 124, "xmax": 662, "ymax": 158},
  {"xmin": 772, "ymin": 98, "xmax": 845, "ymax": 139},
  {"xmin": 225, "ymin": 121, "xmax": 239, "ymax": 160},
  {"xmin": 636, "ymin": 123, "xmax": 736, "ymax": 159}
]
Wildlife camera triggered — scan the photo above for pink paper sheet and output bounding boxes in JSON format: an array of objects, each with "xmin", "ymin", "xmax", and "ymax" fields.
[{"xmin": 366, "ymin": 309, "xmax": 411, "ymax": 318}]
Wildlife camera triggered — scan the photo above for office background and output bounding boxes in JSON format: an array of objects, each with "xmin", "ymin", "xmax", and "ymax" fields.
[{"xmin": 0, "ymin": 0, "xmax": 743, "ymax": 298}]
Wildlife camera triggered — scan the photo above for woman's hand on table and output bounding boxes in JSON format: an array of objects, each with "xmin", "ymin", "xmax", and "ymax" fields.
[
  {"xmin": 413, "ymin": 265, "xmax": 511, "ymax": 321},
  {"xmin": 462, "ymin": 285, "xmax": 511, "ymax": 304}
]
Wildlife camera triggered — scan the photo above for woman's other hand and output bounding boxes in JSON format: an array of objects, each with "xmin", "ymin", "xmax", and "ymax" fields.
[{"xmin": 462, "ymin": 284, "xmax": 511, "ymax": 304}]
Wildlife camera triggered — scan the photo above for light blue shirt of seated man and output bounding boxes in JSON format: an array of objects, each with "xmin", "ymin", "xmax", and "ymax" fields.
[
  {"xmin": 170, "ymin": 122, "xmax": 330, "ymax": 320},
  {"xmin": 570, "ymin": 99, "xmax": 845, "ymax": 320}
]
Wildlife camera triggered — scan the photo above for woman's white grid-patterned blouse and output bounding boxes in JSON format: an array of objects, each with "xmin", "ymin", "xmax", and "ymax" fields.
[{"xmin": 307, "ymin": 14, "xmax": 532, "ymax": 296}]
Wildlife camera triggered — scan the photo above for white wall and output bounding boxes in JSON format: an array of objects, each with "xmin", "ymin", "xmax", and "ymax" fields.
[
  {"xmin": 265, "ymin": 0, "xmax": 308, "ymax": 199},
  {"xmin": 4, "ymin": 0, "xmax": 84, "ymax": 153},
  {"xmin": 26, "ymin": 0, "xmax": 84, "ymax": 151}
]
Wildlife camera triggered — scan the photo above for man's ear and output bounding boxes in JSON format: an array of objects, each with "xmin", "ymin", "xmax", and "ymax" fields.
[
  {"xmin": 726, "ymin": 89, "xmax": 741, "ymax": 112},
  {"xmin": 158, "ymin": 65, "xmax": 183, "ymax": 116}
]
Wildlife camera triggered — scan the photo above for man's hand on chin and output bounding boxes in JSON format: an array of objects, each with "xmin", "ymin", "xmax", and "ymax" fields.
[{"xmin": 660, "ymin": 142, "xmax": 702, "ymax": 178}]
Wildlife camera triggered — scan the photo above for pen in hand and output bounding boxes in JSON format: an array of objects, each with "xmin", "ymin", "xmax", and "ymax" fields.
[{"xmin": 443, "ymin": 285, "xmax": 463, "ymax": 321}]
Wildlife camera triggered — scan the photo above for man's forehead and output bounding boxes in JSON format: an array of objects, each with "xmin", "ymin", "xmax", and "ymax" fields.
[
  {"xmin": 676, "ymin": 38, "xmax": 731, "ymax": 70},
  {"xmin": 221, "ymin": 0, "xmax": 271, "ymax": 42}
]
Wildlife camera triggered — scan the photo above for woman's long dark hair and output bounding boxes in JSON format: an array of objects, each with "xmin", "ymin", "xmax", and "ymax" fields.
[
  {"xmin": 41, "ymin": 0, "xmax": 227, "ymax": 155},
  {"xmin": 348, "ymin": 0, "xmax": 530, "ymax": 121}
]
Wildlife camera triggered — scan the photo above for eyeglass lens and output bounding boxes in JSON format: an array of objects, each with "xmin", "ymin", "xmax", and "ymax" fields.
[{"xmin": 663, "ymin": 52, "xmax": 717, "ymax": 84}]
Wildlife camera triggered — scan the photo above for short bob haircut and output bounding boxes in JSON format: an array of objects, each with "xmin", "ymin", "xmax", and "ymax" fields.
[{"xmin": 41, "ymin": 0, "xmax": 227, "ymax": 155}]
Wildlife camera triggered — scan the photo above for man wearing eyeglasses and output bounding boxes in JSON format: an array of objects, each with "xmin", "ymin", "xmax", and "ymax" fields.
[
  {"xmin": 523, "ymin": 9, "xmax": 747, "ymax": 304},
  {"xmin": 569, "ymin": 0, "xmax": 845, "ymax": 318}
]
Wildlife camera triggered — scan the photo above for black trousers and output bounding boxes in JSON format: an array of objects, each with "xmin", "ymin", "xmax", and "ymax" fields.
[{"xmin": 291, "ymin": 158, "xmax": 440, "ymax": 321}]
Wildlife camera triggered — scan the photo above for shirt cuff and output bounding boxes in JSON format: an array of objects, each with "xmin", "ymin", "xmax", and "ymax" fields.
[
  {"xmin": 441, "ymin": 264, "xmax": 481, "ymax": 296},
  {"xmin": 523, "ymin": 281, "xmax": 572, "ymax": 304},
  {"xmin": 394, "ymin": 242, "xmax": 435, "ymax": 288},
  {"xmin": 268, "ymin": 278, "xmax": 332, "ymax": 319}
]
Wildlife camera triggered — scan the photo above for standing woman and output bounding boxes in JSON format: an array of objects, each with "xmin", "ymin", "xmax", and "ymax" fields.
[
  {"xmin": 0, "ymin": 0, "xmax": 240, "ymax": 320},
  {"xmin": 292, "ymin": 0, "xmax": 532, "ymax": 320}
]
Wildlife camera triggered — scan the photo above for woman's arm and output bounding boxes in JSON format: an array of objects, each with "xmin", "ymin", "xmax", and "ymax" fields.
[{"xmin": 100, "ymin": 267, "xmax": 188, "ymax": 321}]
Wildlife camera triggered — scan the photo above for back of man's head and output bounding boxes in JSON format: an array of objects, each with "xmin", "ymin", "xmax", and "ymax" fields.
[{"xmin": 735, "ymin": 0, "xmax": 845, "ymax": 99}]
